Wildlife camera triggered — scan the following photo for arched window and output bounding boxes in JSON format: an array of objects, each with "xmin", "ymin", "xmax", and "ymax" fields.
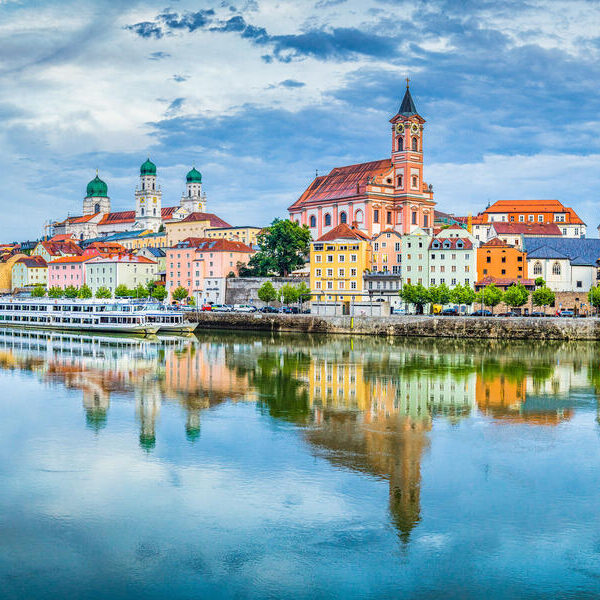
[
  {"xmin": 552, "ymin": 262, "xmax": 561, "ymax": 276},
  {"xmin": 141, "ymin": 208, "xmax": 145, "ymax": 216},
  {"xmin": 94, "ymin": 203, "xmax": 100, "ymax": 213},
  {"xmin": 324, "ymin": 213, "xmax": 331, "ymax": 227},
  {"xmin": 309, "ymin": 215, "xmax": 316, "ymax": 228},
  {"xmin": 533, "ymin": 262, "xmax": 542, "ymax": 275},
  {"xmin": 397, "ymin": 137, "xmax": 403, "ymax": 151},
  {"xmin": 412, "ymin": 137, "xmax": 418, "ymax": 151},
  {"xmin": 355, "ymin": 209, "xmax": 363, "ymax": 223},
  {"xmin": 339, "ymin": 212, "xmax": 347, "ymax": 224},
  {"xmin": 412, "ymin": 175, "xmax": 418, "ymax": 188}
]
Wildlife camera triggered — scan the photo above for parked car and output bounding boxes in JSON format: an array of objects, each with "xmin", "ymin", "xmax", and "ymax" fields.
[
  {"xmin": 281, "ymin": 306, "xmax": 300, "ymax": 314},
  {"xmin": 559, "ymin": 310, "xmax": 574, "ymax": 317},
  {"xmin": 211, "ymin": 304, "xmax": 232, "ymax": 312},
  {"xmin": 200, "ymin": 304, "xmax": 212, "ymax": 311},
  {"xmin": 301, "ymin": 308, "xmax": 311, "ymax": 314},
  {"xmin": 441, "ymin": 307, "xmax": 458, "ymax": 316},
  {"xmin": 260, "ymin": 306, "xmax": 279, "ymax": 313},
  {"xmin": 471, "ymin": 309, "xmax": 492, "ymax": 317},
  {"xmin": 529, "ymin": 311, "xmax": 546, "ymax": 317},
  {"xmin": 234, "ymin": 304, "xmax": 258, "ymax": 312}
]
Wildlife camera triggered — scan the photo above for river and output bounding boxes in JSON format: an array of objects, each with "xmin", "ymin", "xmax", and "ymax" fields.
[{"xmin": 1, "ymin": 328, "xmax": 599, "ymax": 599}]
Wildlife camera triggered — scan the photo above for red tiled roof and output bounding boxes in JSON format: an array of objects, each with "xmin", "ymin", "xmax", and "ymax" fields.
[
  {"xmin": 16, "ymin": 256, "xmax": 47, "ymax": 268},
  {"xmin": 476, "ymin": 276, "xmax": 535, "ymax": 288},
  {"xmin": 480, "ymin": 237, "xmax": 517, "ymax": 248},
  {"xmin": 49, "ymin": 254, "xmax": 99, "ymax": 264},
  {"xmin": 317, "ymin": 224, "xmax": 371, "ymax": 242},
  {"xmin": 289, "ymin": 159, "xmax": 393, "ymax": 210},
  {"xmin": 484, "ymin": 200, "xmax": 585, "ymax": 225},
  {"xmin": 178, "ymin": 212, "xmax": 232, "ymax": 227},
  {"xmin": 88, "ymin": 254, "xmax": 156, "ymax": 264},
  {"xmin": 98, "ymin": 210, "xmax": 135, "ymax": 225},
  {"xmin": 193, "ymin": 239, "xmax": 254, "ymax": 253},
  {"xmin": 161, "ymin": 206, "xmax": 179, "ymax": 219},
  {"xmin": 490, "ymin": 222, "xmax": 561, "ymax": 236},
  {"xmin": 429, "ymin": 238, "xmax": 473, "ymax": 250},
  {"xmin": 49, "ymin": 234, "xmax": 75, "ymax": 242},
  {"xmin": 40, "ymin": 240, "xmax": 83, "ymax": 256}
]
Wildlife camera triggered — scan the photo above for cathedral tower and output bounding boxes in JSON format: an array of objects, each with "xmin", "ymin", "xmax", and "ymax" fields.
[
  {"xmin": 83, "ymin": 173, "xmax": 111, "ymax": 215},
  {"xmin": 134, "ymin": 158, "xmax": 163, "ymax": 231},
  {"xmin": 180, "ymin": 167, "xmax": 206, "ymax": 213}
]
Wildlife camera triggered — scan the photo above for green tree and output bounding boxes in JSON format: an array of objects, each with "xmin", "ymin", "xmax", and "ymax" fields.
[
  {"xmin": 429, "ymin": 283, "xmax": 451, "ymax": 307},
  {"xmin": 48, "ymin": 286, "xmax": 63, "ymax": 299},
  {"xmin": 64, "ymin": 285, "xmax": 79, "ymax": 298},
  {"xmin": 188, "ymin": 296, "xmax": 196, "ymax": 307},
  {"xmin": 532, "ymin": 286, "xmax": 555, "ymax": 314},
  {"xmin": 279, "ymin": 283, "xmax": 299, "ymax": 305},
  {"xmin": 589, "ymin": 285, "xmax": 600, "ymax": 314},
  {"xmin": 476, "ymin": 284, "xmax": 503, "ymax": 314},
  {"xmin": 31, "ymin": 285, "xmax": 45, "ymax": 298},
  {"xmin": 114, "ymin": 284, "xmax": 130, "ymax": 298},
  {"xmin": 146, "ymin": 280, "xmax": 157, "ymax": 296},
  {"xmin": 246, "ymin": 219, "xmax": 311, "ymax": 276},
  {"xmin": 78, "ymin": 284, "xmax": 93, "ymax": 299},
  {"xmin": 503, "ymin": 283, "xmax": 529, "ymax": 310},
  {"xmin": 133, "ymin": 283, "xmax": 149, "ymax": 299},
  {"xmin": 152, "ymin": 286, "xmax": 168, "ymax": 301},
  {"xmin": 296, "ymin": 282, "xmax": 311, "ymax": 304},
  {"xmin": 172, "ymin": 286, "xmax": 189, "ymax": 302},
  {"xmin": 399, "ymin": 283, "xmax": 430, "ymax": 314},
  {"xmin": 258, "ymin": 281, "xmax": 278, "ymax": 305},
  {"xmin": 450, "ymin": 283, "xmax": 475, "ymax": 307},
  {"xmin": 95, "ymin": 286, "xmax": 112, "ymax": 299},
  {"xmin": 535, "ymin": 277, "xmax": 546, "ymax": 288}
]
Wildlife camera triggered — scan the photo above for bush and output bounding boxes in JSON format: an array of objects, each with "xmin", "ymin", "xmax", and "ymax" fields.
[
  {"xmin": 95, "ymin": 286, "xmax": 112, "ymax": 299},
  {"xmin": 31, "ymin": 285, "xmax": 46, "ymax": 298}
]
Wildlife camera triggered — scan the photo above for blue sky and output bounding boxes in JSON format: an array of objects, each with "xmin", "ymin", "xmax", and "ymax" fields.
[{"xmin": 1, "ymin": 0, "xmax": 599, "ymax": 240}]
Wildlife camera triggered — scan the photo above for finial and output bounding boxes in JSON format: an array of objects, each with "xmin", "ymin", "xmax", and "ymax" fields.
[
  {"xmin": 406, "ymin": 77, "xmax": 410, "ymax": 89},
  {"xmin": 96, "ymin": 168, "xmax": 99, "ymax": 176},
  {"xmin": 315, "ymin": 169, "xmax": 319, "ymax": 177}
]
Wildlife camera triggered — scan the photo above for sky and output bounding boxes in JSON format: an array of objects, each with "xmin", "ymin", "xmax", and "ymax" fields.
[{"xmin": 1, "ymin": 0, "xmax": 600, "ymax": 241}]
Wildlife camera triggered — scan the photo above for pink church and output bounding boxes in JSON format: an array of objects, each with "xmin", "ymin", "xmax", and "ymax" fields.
[{"xmin": 289, "ymin": 83, "xmax": 435, "ymax": 238}]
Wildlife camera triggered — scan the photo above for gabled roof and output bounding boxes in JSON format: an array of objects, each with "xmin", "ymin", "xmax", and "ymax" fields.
[
  {"xmin": 289, "ymin": 159, "xmax": 392, "ymax": 210},
  {"xmin": 490, "ymin": 222, "xmax": 562, "ymax": 236},
  {"xmin": 526, "ymin": 245, "xmax": 570, "ymax": 260},
  {"xmin": 317, "ymin": 223, "xmax": 371, "ymax": 242},
  {"xmin": 480, "ymin": 237, "xmax": 517, "ymax": 249},
  {"xmin": 177, "ymin": 212, "xmax": 232, "ymax": 227},
  {"xmin": 16, "ymin": 256, "xmax": 47, "ymax": 268},
  {"xmin": 429, "ymin": 237, "xmax": 473, "ymax": 250},
  {"xmin": 141, "ymin": 247, "xmax": 166, "ymax": 257},
  {"xmin": 39, "ymin": 240, "xmax": 83, "ymax": 257},
  {"xmin": 49, "ymin": 254, "xmax": 99, "ymax": 264},
  {"xmin": 194, "ymin": 239, "xmax": 254, "ymax": 253},
  {"xmin": 523, "ymin": 237, "xmax": 600, "ymax": 266}
]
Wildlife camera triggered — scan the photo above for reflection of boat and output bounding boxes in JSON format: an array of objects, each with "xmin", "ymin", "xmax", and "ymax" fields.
[{"xmin": 0, "ymin": 299, "xmax": 158, "ymax": 334}]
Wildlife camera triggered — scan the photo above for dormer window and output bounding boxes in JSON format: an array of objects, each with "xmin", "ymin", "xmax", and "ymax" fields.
[
  {"xmin": 432, "ymin": 241, "xmax": 440, "ymax": 249},
  {"xmin": 456, "ymin": 241, "xmax": 464, "ymax": 249},
  {"xmin": 443, "ymin": 241, "xmax": 451, "ymax": 249}
]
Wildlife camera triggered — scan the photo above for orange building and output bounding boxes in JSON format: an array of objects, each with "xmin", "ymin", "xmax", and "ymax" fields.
[{"xmin": 477, "ymin": 238, "xmax": 527, "ymax": 281}]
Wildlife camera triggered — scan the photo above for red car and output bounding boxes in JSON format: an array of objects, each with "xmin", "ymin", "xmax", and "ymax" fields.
[{"xmin": 201, "ymin": 304, "xmax": 212, "ymax": 311}]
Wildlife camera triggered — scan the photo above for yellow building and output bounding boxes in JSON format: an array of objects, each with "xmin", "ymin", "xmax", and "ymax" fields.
[
  {"xmin": 165, "ymin": 212, "xmax": 231, "ymax": 247},
  {"xmin": 310, "ymin": 223, "xmax": 372, "ymax": 302},
  {"xmin": 0, "ymin": 254, "xmax": 28, "ymax": 293},
  {"xmin": 117, "ymin": 231, "xmax": 168, "ymax": 250},
  {"xmin": 204, "ymin": 226, "xmax": 262, "ymax": 247}
]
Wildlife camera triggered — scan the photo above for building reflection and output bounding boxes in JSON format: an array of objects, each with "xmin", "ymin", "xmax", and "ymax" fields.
[{"xmin": 0, "ymin": 328, "xmax": 597, "ymax": 540}]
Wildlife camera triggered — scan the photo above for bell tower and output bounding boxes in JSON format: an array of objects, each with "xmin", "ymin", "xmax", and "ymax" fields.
[
  {"xmin": 180, "ymin": 167, "xmax": 206, "ymax": 214},
  {"xmin": 135, "ymin": 158, "xmax": 163, "ymax": 231},
  {"xmin": 389, "ymin": 81, "xmax": 434, "ymax": 232}
]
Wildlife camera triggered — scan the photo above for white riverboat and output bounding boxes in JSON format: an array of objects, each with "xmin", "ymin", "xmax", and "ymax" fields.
[
  {"xmin": 0, "ymin": 299, "xmax": 159, "ymax": 334},
  {"xmin": 139, "ymin": 302, "xmax": 198, "ymax": 334}
]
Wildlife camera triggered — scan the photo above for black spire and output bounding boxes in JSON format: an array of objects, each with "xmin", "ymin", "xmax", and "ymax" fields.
[{"xmin": 398, "ymin": 78, "xmax": 417, "ymax": 116}]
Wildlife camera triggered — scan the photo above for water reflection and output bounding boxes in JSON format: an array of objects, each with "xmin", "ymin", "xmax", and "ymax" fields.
[{"xmin": 0, "ymin": 327, "xmax": 598, "ymax": 549}]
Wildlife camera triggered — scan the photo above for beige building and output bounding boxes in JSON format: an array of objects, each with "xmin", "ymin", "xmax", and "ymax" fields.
[
  {"xmin": 12, "ymin": 256, "xmax": 48, "ymax": 290},
  {"xmin": 205, "ymin": 226, "xmax": 262, "ymax": 247},
  {"xmin": 165, "ymin": 212, "xmax": 231, "ymax": 247},
  {"xmin": 85, "ymin": 255, "xmax": 158, "ymax": 295},
  {"xmin": 0, "ymin": 254, "xmax": 28, "ymax": 293}
]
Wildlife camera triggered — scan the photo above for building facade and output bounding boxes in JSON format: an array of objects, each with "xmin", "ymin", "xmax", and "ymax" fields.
[
  {"xmin": 477, "ymin": 238, "xmax": 526, "ymax": 282},
  {"xmin": 371, "ymin": 230, "xmax": 402, "ymax": 274},
  {"xmin": 165, "ymin": 212, "xmax": 232, "ymax": 247},
  {"xmin": 11, "ymin": 256, "xmax": 48, "ymax": 290},
  {"xmin": 48, "ymin": 255, "xmax": 98, "ymax": 289},
  {"xmin": 85, "ymin": 255, "xmax": 158, "ymax": 295}
]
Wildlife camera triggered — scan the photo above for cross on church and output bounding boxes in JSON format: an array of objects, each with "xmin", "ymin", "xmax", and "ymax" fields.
[{"xmin": 406, "ymin": 77, "xmax": 410, "ymax": 88}]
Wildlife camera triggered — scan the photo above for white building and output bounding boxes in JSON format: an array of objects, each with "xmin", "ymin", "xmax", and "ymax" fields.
[{"xmin": 85, "ymin": 255, "xmax": 158, "ymax": 295}]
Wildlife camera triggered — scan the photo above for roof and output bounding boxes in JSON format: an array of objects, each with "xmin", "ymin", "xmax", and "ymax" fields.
[
  {"xmin": 429, "ymin": 237, "xmax": 473, "ymax": 250},
  {"xmin": 97, "ymin": 207, "xmax": 179, "ymax": 226},
  {"xmin": 142, "ymin": 247, "xmax": 166, "ymax": 257},
  {"xmin": 490, "ymin": 222, "xmax": 562, "ymax": 236},
  {"xmin": 15, "ymin": 256, "xmax": 47, "ymax": 268},
  {"xmin": 484, "ymin": 200, "xmax": 585, "ymax": 225},
  {"xmin": 476, "ymin": 276, "xmax": 535, "ymax": 287},
  {"xmin": 480, "ymin": 237, "xmax": 519, "ymax": 249},
  {"xmin": 88, "ymin": 254, "xmax": 157, "ymax": 264},
  {"xmin": 49, "ymin": 254, "xmax": 99, "ymax": 264},
  {"xmin": 526, "ymin": 246, "xmax": 571, "ymax": 260},
  {"xmin": 193, "ymin": 239, "xmax": 254, "ymax": 253},
  {"xmin": 49, "ymin": 234, "xmax": 74, "ymax": 242},
  {"xmin": 317, "ymin": 224, "xmax": 371, "ymax": 242},
  {"xmin": 398, "ymin": 85, "xmax": 418, "ymax": 116},
  {"xmin": 39, "ymin": 240, "xmax": 83, "ymax": 256},
  {"xmin": 66, "ymin": 214, "xmax": 98, "ymax": 224},
  {"xmin": 289, "ymin": 159, "xmax": 392, "ymax": 210},
  {"xmin": 177, "ymin": 212, "xmax": 231, "ymax": 227},
  {"xmin": 523, "ymin": 237, "xmax": 600, "ymax": 266}
]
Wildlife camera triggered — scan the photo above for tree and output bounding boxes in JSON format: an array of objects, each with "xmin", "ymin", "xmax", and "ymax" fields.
[
  {"xmin": 589, "ymin": 285, "xmax": 600, "ymax": 314},
  {"xmin": 450, "ymin": 283, "xmax": 475, "ymax": 307},
  {"xmin": 95, "ymin": 286, "xmax": 112, "ymax": 299},
  {"xmin": 535, "ymin": 277, "xmax": 546, "ymax": 288},
  {"xmin": 114, "ymin": 284, "xmax": 130, "ymax": 298},
  {"xmin": 296, "ymin": 282, "xmax": 311, "ymax": 305},
  {"xmin": 133, "ymin": 284, "xmax": 149, "ymax": 299},
  {"xmin": 64, "ymin": 285, "xmax": 79, "ymax": 298},
  {"xmin": 31, "ymin": 285, "xmax": 45, "ymax": 298},
  {"xmin": 279, "ymin": 283, "xmax": 299, "ymax": 305},
  {"xmin": 172, "ymin": 286, "xmax": 189, "ymax": 302},
  {"xmin": 146, "ymin": 280, "xmax": 157, "ymax": 296},
  {"xmin": 78, "ymin": 284, "xmax": 93, "ymax": 299},
  {"xmin": 428, "ymin": 283, "xmax": 451, "ymax": 307},
  {"xmin": 152, "ymin": 286, "xmax": 168, "ymax": 301},
  {"xmin": 503, "ymin": 283, "xmax": 529, "ymax": 310},
  {"xmin": 188, "ymin": 296, "xmax": 196, "ymax": 307},
  {"xmin": 532, "ymin": 286, "xmax": 555, "ymax": 314},
  {"xmin": 476, "ymin": 284, "xmax": 503, "ymax": 314},
  {"xmin": 399, "ymin": 283, "xmax": 430, "ymax": 314},
  {"xmin": 258, "ymin": 281, "xmax": 278, "ymax": 305},
  {"xmin": 246, "ymin": 219, "xmax": 311, "ymax": 276},
  {"xmin": 48, "ymin": 286, "xmax": 64, "ymax": 299}
]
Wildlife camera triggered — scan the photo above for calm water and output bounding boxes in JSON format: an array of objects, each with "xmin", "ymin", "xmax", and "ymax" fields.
[{"xmin": 1, "ymin": 328, "xmax": 600, "ymax": 599}]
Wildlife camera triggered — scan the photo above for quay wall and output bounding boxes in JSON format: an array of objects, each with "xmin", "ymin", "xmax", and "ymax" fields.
[{"xmin": 189, "ymin": 313, "xmax": 600, "ymax": 340}]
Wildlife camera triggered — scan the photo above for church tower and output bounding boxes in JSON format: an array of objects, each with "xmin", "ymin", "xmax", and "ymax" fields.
[
  {"xmin": 389, "ymin": 81, "xmax": 434, "ymax": 232},
  {"xmin": 83, "ymin": 173, "xmax": 111, "ymax": 215},
  {"xmin": 134, "ymin": 158, "xmax": 163, "ymax": 231},
  {"xmin": 180, "ymin": 167, "xmax": 206, "ymax": 214}
]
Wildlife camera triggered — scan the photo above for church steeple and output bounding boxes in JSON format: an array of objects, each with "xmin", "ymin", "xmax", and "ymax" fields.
[{"xmin": 398, "ymin": 78, "xmax": 418, "ymax": 116}]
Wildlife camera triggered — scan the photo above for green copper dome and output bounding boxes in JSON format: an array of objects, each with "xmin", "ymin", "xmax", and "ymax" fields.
[
  {"xmin": 140, "ymin": 158, "xmax": 157, "ymax": 176},
  {"xmin": 86, "ymin": 174, "xmax": 108, "ymax": 198},
  {"xmin": 186, "ymin": 167, "xmax": 202, "ymax": 183}
]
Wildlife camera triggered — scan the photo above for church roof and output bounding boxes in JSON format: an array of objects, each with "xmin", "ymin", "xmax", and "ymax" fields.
[
  {"xmin": 140, "ymin": 158, "xmax": 157, "ymax": 176},
  {"xmin": 186, "ymin": 167, "xmax": 202, "ymax": 183},
  {"xmin": 524, "ymin": 237, "xmax": 600, "ymax": 266},
  {"xmin": 398, "ymin": 85, "xmax": 418, "ymax": 116},
  {"xmin": 86, "ymin": 175, "xmax": 108, "ymax": 198},
  {"xmin": 289, "ymin": 159, "xmax": 392, "ymax": 210},
  {"xmin": 97, "ymin": 206, "xmax": 179, "ymax": 225}
]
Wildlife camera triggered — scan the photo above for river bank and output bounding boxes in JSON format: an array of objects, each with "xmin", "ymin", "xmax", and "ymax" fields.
[{"xmin": 188, "ymin": 312, "xmax": 600, "ymax": 340}]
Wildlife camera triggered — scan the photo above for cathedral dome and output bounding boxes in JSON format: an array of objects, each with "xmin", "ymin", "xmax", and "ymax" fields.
[
  {"xmin": 186, "ymin": 167, "xmax": 202, "ymax": 183},
  {"xmin": 140, "ymin": 158, "xmax": 157, "ymax": 176},
  {"xmin": 86, "ymin": 175, "xmax": 108, "ymax": 198}
]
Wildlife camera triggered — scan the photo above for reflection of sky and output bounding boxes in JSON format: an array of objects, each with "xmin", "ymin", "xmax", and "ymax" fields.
[{"xmin": 2, "ymin": 338, "xmax": 600, "ymax": 597}]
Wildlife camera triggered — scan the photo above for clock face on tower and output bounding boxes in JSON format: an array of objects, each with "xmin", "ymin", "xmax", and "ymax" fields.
[
  {"xmin": 410, "ymin": 122, "xmax": 419, "ymax": 134},
  {"xmin": 395, "ymin": 122, "xmax": 404, "ymax": 134}
]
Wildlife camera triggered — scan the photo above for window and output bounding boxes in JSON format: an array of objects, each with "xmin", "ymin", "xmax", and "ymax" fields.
[
  {"xmin": 577, "ymin": 281, "xmax": 582, "ymax": 288},
  {"xmin": 309, "ymin": 215, "xmax": 316, "ymax": 227},
  {"xmin": 326, "ymin": 255, "xmax": 333, "ymax": 262},
  {"xmin": 350, "ymin": 268, "xmax": 357, "ymax": 276},
  {"xmin": 339, "ymin": 255, "xmax": 345, "ymax": 263},
  {"xmin": 324, "ymin": 213, "xmax": 331, "ymax": 226},
  {"xmin": 519, "ymin": 215, "xmax": 524, "ymax": 222},
  {"xmin": 327, "ymin": 281, "xmax": 333, "ymax": 290},
  {"xmin": 510, "ymin": 215, "xmax": 515, "ymax": 222},
  {"xmin": 338, "ymin": 268, "xmax": 344, "ymax": 277},
  {"xmin": 538, "ymin": 215, "xmax": 543, "ymax": 222},
  {"xmin": 552, "ymin": 262, "xmax": 561, "ymax": 276},
  {"xmin": 374, "ymin": 242, "xmax": 379, "ymax": 251},
  {"xmin": 528, "ymin": 215, "xmax": 534, "ymax": 222},
  {"xmin": 315, "ymin": 255, "xmax": 322, "ymax": 263},
  {"xmin": 412, "ymin": 137, "xmax": 418, "ymax": 151},
  {"xmin": 412, "ymin": 212, "xmax": 417, "ymax": 225},
  {"xmin": 395, "ymin": 242, "xmax": 401, "ymax": 251},
  {"xmin": 315, "ymin": 269, "xmax": 321, "ymax": 277},
  {"xmin": 351, "ymin": 281, "xmax": 357, "ymax": 289},
  {"xmin": 563, "ymin": 228, "xmax": 567, "ymax": 235},
  {"xmin": 338, "ymin": 281, "xmax": 345, "ymax": 290},
  {"xmin": 397, "ymin": 137, "xmax": 403, "ymax": 151},
  {"xmin": 350, "ymin": 255, "xmax": 357, "ymax": 262},
  {"xmin": 423, "ymin": 214, "xmax": 429, "ymax": 228},
  {"xmin": 339, "ymin": 212, "xmax": 347, "ymax": 224},
  {"xmin": 533, "ymin": 262, "xmax": 542, "ymax": 275},
  {"xmin": 412, "ymin": 176, "xmax": 418, "ymax": 189},
  {"xmin": 387, "ymin": 211, "xmax": 392, "ymax": 225},
  {"xmin": 326, "ymin": 268, "xmax": 333, "ymax": 277},
  {"xmin": 397, "ymin": 174, "xmax": 403, "ymax": 187},
  {"xmin": 355, "ymin": 209, "xmax": 364, "ymax": 223},
  {"xmin": 373, "ymin": 209, "xmax": 379, "ymax": 224}
]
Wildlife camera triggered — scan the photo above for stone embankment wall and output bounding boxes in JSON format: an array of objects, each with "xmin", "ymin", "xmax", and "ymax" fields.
[
  {"xmin": 189, "ymin": 313, "xmax": 600, "ymax": 340},
  {"xmin": 225, "ymin": 277, "xmax": 309, "ymax": 307}
]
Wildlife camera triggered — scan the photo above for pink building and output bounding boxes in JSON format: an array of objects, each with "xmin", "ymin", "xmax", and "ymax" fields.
[
  {"xmin": 371, "ymin": 230, "xmax": 403, "ymax": 273},
  {"xmin": 48, "ymin": 253, "xmax": 99, "ymax": 289},
  {"xmin": 289, "ymin": 83, "xmax": 435, "ymax": 239}
]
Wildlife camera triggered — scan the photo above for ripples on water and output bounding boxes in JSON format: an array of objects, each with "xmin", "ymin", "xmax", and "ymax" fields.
[{"xmin": 1, "ymin": 328, "xmax": 600, "ymax": 599}]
